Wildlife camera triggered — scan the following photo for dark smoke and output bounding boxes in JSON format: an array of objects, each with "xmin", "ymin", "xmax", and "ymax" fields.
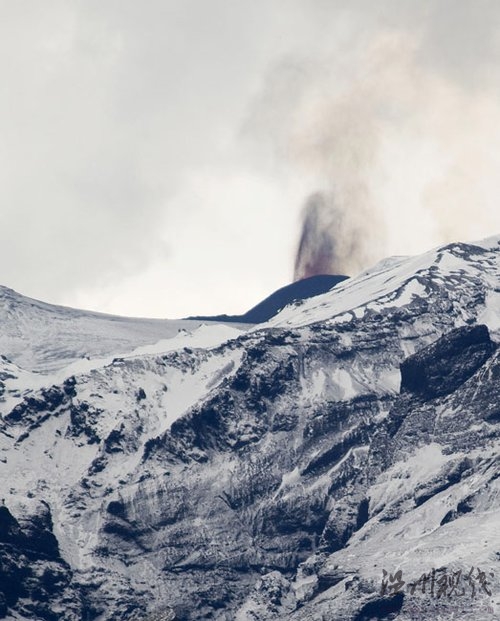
[
  {"xmin": 294, "ymin": 193, "xmax": 336, "ymax": 280},
  {"xmin": 294, "ymin": 191, "xmax": 361, "ymax": 281}
]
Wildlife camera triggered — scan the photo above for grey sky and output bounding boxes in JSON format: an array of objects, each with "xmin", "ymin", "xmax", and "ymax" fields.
[{"xmin": 1, "ymin": 1, "xmax": 500, "ymax": 317}]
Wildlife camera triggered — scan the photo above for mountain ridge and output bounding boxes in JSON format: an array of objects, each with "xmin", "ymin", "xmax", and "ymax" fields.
[
  {"xmin": 0, "ymin": 235, "xmax": 499, "ymax": 620},
  {"xmin": 186, "ymin": 274, "xmax": 348, "ymax": 324}
]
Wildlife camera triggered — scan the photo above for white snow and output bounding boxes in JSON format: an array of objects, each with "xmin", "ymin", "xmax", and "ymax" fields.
[
  {"xmin": 320, "ymin": 442, "xmax": 500, "ymax": 617},
  {"xmin": 478, "ymin": 289, "xmax": 500, "ymax": 338},
  {"xmin": 0, "ymin": 285, "xmax": 247, "ymax": 373},
  {"xmin": 262, "ymin": 235, "xmax": 500, "ymax": 330},
  {"xmin": 369, "ymin": 443, "xmax": 453, "ymax": 515}
]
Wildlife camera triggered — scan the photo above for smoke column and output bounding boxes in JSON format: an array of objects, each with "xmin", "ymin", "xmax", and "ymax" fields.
[
  {"xmin": 294, "ymin": 191, "xmax": 362, "ymax": 280},
  {"xmin": 247, "ymin": 24, "xmax": 500, "ymax": 283},
  {"xmin": 294, "ymin": 193, "xmax": 335, "ymax": 279}
]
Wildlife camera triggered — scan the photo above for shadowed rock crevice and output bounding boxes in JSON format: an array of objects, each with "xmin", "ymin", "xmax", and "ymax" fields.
[
  {"xmin": 352, "ymin": 592, "xmax": 404, "ymax": 621},
  {"xmin": 0, "ymin": 504, "xmax": 80, "ymax": 620},
  {"xmin": 400, "ymin": 324, "xmax": 495, "ymax": 400}
]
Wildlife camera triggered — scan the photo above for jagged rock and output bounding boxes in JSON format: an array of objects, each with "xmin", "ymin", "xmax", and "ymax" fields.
[
  {"xmin": 0, "ymin": 504, "xmax": 80, "ymax": 620},
  {"xmin": 399, "ymin": 324, "xmax": 495, "ymax": 399},
  {"xmin": 352, "ymin": 592, "xmax": 404, "ymax": 621}
]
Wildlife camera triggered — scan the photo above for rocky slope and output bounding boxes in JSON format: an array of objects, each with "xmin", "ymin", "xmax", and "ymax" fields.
[{"xmin": 0, "ymin": 237, "xmax": 499, "ymax": 620}]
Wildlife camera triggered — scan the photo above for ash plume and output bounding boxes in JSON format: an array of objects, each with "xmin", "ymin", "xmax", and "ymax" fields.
[
  {"xmin": 246, "ymin": 21, "xmax": 500, "ymax": 281},
  {"xmin": 289, "ymin": 80, "xmax": 382, "ymax": 281},
  {"xmin": 294, "ymin": 192, "xmax": 360, "ymax": 280}
]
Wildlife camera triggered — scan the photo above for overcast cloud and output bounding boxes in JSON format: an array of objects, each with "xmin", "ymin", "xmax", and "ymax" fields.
[{"xmin": 1, "ymin": 1, "xmax": 500, "ymax": 317}]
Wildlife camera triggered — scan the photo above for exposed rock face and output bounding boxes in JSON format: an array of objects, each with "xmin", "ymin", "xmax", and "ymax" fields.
[
  {"xmin": 0, "ymin": 237, "xmax": 499, "ymax": 620},
  {"xmin": 0, "ymin": 504, "xmax": 80, "ymax": 620},
  {"xmin": 399, "ymin": 324, "xmax": 496, "ymax": 399}
]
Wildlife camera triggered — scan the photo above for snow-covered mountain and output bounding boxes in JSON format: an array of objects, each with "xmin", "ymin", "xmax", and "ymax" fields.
[
  {"xmin": 0, "ymin": 237, "xmax": 499, "ymax": 621},
  {"xmin": 0, "ymin": 285, "xmax": 248, "ymax": 374}
]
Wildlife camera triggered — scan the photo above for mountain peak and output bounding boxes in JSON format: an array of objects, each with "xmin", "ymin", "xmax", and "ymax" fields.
[{"xmin": 188, "ymin": 273, "xmax": 349, "ymax": 324}]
